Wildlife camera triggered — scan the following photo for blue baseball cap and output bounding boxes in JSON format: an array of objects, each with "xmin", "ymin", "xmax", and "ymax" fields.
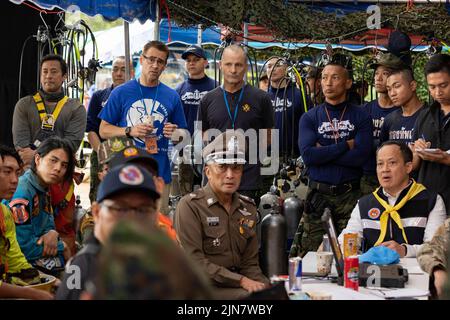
[
  {"xmin": 96, "ymin": 164, "xmax": 160, "ymax": 203},
  {"xmin": 181, "ymin": 45, "xmax": 207, "ymax": 60}
]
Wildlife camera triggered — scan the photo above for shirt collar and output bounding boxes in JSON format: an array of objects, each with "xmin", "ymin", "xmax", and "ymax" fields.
[
  {"xmin": 203, "ymin": 183, "xmax": 240, "ymax": 212},
  {"xmin": 381, "ymin": 180, "xmax": 413, "ymax": 205}
]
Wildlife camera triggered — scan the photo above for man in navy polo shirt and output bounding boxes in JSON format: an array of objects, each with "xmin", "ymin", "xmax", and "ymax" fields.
[
  {"xmin": 99, "ymin": 41, "xmax": 187, "ymax": 214},
  {"xmin": 86, "ymin": 56, "xmax": 133, "ymax": 203},
  {"xmin": 266, "ymin": 57, "xmax": 309, "ymax": 161},
  {"xmin": 176, "ymin": 45, "xmax": 216, "ymax": 195},
  {"xmin": 197, "ymin": 44, "xmax": 274, "ymax": 204}
]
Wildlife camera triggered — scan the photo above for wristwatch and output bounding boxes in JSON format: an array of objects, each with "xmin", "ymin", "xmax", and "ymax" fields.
[{"xmin": 125, "ymin": 126, "xmax": 132, "ymax": 138}]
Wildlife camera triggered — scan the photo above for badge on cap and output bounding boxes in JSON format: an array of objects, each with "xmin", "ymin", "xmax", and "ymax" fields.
[
  {"xmin": 119, "ymin": 165, "xmax": 144, "ymax": 185},
  {"xmin": 207, "ymin": 216, "xmax": 219, "ymax": 226},
  {"xmin": 123, "ymin": 147, "xmax": 138, "ymax": 157}
]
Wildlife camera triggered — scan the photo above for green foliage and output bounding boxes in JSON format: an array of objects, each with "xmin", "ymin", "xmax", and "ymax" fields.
[{"xmin": 168, "ymin": 1, "xmax": 450, "ymax": 42}]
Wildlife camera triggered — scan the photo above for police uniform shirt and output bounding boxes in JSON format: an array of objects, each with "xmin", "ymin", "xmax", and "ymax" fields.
[
  {"xmin": 174, "ymin": 184, "xmax": 267, "ymax": 287},
  {"xmin": 197, "ymin": 84, "xmax": 274, "ymax": 190}
]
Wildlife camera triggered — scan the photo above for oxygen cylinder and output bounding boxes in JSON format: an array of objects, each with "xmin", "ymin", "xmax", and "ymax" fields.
[
  {"xmin": 260, "ymin": 209, "xmax": 287, "ymax": 278},
  {"xmin": 283, "ymin": 195, "xmax": 304, "ymax": 251},
  {"xmin": 257, "ymin": 188, "xmax": 280, "ymax": 244},
  {"xmin": 73, "ymin": 195, "xmax": 87, "ymax": 236}
]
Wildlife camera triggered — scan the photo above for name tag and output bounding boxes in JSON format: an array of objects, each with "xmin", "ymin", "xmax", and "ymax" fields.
[{"xmin": 207, "ymin": 216, "xmax": 219, "ymax": 226}]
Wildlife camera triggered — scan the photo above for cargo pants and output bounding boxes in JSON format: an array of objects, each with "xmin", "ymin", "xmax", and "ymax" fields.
[{"xmin": 289, "ymin": 187, "xmax": 361, "ymax": 258}]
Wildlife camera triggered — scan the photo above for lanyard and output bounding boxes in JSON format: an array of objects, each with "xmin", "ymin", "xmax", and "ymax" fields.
[
  {"xmin": 324, "ymin": 105, "xmax": 347, "ymax": 144},
  {"xmin": 137, "ymin": 79, "xmax": 159, "ymax": 116},
  {"xmin": 222, "ymin": 85, "xmax": 245, "ymax": 129}
]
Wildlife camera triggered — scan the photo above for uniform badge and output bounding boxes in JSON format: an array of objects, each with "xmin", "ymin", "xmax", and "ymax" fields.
[
  {"xmin": 242, "ymin": 104, "xmax": 251, "ymax": 112},
  {"xmin": 212, "ymin": 237, "xmax": 221, "ymax": 247},
  {"xmin": 239, "ymin": 208, "xmax": 252, "ymax": 216},
  {"xmin": 123, "ymin": 147, "xmax": 138, "ymax": 157},
  {"xmin": 111, "ymin": 139, "xmax": 125, "ymax": 152},
  {"xmin": 119, "ymin": 165, "xmax": 144, "ymax": 185},
  {"xmin": 368, "ymin": 208, "xmax": 381, "ymax": 219},
  {"xmin": 207, "ymin": 216, "xmax": 219, "ymax": 226},
  {"xmin": 11, "ymin": 205, "xmax": 30, "ymax": 224},
  {"xmin": 207, "ymin": 198, "xmax": 215, "ymax": 206}
]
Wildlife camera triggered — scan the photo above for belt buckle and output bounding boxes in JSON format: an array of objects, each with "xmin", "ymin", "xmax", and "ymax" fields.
[{"xmin": 329, "ymin": 185, "xmax": 337, "ymax": 196}]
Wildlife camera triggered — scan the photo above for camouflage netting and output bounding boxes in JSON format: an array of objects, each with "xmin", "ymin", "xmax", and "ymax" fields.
[{"xmin": 166, "ymin": 1, "xmax": 450, "ymax": 42}]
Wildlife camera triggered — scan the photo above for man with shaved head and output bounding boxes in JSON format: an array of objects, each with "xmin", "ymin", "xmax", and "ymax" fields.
[
  {"xmin": 290, "ymin": 54, "xmax": 373, "ymax": 257},
  {"xmin": 197, "ymin": 44, "xmax": 274, "ymax": 204}
]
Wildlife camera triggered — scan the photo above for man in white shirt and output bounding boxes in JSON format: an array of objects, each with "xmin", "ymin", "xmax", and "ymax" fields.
[{"xmin": 338, "ymin": 141, "xmax": 446, "ymax": 257}]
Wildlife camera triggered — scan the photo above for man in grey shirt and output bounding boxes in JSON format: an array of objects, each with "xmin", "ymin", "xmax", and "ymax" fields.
[
  {"xmin": 12, "ymin": 54, "xmax": 86, "ymax": 167},
  {"xmin": 12, "ymin": 54, "xmax": 86, "ymax": 257}
]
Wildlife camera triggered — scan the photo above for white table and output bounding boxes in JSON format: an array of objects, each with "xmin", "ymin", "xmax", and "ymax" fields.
[{"xmin": 295, "ymin": 252, "xmax": 430, "ymax": 300}]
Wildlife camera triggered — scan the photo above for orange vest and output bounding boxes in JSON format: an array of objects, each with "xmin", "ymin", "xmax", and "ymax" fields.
[{"xmin": 157, "ymin": 213, "xmax": 177, "ymax": 242}]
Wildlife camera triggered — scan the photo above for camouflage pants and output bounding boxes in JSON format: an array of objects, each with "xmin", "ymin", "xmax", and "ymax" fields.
[
  {"xmin": 89, "ymin": 151, "xmax": 100, "ymax": 204},
  {"xmin": 289, "ymin": 187, "xmax": 361, "ymax": 258},
  {"xmin": 360, "ymin": 174, "xmax": 379, "ymax": 196}
]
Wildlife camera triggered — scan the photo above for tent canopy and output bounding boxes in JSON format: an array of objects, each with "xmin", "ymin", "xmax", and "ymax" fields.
[
  {"xmin": 87, "ymin": 19, "xmax": 221, "ymax": 64},
  {"xmin": 10, "ymin": 1, "xmax": 442, "ymax": 56}
]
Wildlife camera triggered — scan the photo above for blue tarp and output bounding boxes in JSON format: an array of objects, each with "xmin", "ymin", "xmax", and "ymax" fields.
[{"xmin": 9, "ymin": 0, "xmax": 156, "ymax": 23}]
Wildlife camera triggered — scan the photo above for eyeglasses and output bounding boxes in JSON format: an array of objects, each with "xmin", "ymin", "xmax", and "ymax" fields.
[
  {"xmin": 100, "ymin": 202, "xmax": 156, "ymax": 217},
  {"xmin": 142, "ymin": 54, "xmax": 166, "ymax": 66},
  {"xmin": 214, "ymin": 163, "xmax": 244, "ymax": 174}
]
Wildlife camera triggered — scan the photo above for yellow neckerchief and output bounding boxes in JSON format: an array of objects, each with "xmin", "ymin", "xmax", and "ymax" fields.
[
  {"xmin": 373, "ymin": 180, "xmax": 426, "ymax": 246},
  {"xmin": 32, "ymin": 92, "xmax": 68, "ymax": 129}
]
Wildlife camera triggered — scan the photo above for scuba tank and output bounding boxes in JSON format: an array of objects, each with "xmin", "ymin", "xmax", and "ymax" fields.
[
  {"xmin": 260, "ymin": 205, "xmax": 287, "ymax": 278},
  {"xmin": 257, "ymin": 178, "xmax": 280, "ymax": 244},
  {"xmin": 283, "ymin": 194, "xmax": 304, "ymax": 251},
  {"xmin": 73, "ymin": 195, "xmax": 87, "ymax": 241}
]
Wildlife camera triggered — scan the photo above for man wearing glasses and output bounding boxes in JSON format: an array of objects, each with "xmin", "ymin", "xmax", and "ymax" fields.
[
  {"xmin": 99, "ymin": 41, "xmax": 187, "ymax": 215},
  {"xmin": 175, "ymin": 131, "xmax": 268, "ymax": 299},
  {"xmin": 56, "ymin": 163, "xmax": 160, "ymax": 300}
]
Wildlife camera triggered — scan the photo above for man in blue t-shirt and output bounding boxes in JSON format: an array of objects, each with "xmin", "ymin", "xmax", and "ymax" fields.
[
  {"xmin": 266, "ymin": 57, "xmax": 309, "ymax": 161},
  {"xmin": 361, "ymin": 53, "xmax": 403, "ymax": 195},
  {"xmin": 176, "ymin": 45, "xmax": 216, "ymax": 195},
  {"xmin": 99, "ymin": 41, "xmax": 187, "ymax": 214},
  {"xmin": 290, "ymin": 54, "xmax": 373, "ymax": 258},
  {"xmin": 379, "ymin": 68, "xmax": 425, "ymax": 146},
  {"xmin": 86, "ymin": 56, "xmax": 133, "ymax": 203}
]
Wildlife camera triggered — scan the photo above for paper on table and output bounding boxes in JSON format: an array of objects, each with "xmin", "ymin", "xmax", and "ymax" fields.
[{"xmin": 370, "ymin": 288, "xmax": 429, "ymax": 299}]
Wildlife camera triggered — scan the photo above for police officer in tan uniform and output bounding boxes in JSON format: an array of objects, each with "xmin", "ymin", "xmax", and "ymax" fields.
[{"xmin": 175, "ymin": 130, "xmax": 269, "ymax": 300}]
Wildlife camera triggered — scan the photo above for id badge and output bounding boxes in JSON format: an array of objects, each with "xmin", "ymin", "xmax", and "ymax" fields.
[
  {"xmin": 145, "ymin": 135, "xmax": 158, "ymax": 154},
  {"xmin": 41, "ymin": 114, "xmax": 55, "ymax": 130}
]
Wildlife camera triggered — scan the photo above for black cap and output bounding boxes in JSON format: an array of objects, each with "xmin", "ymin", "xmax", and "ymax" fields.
[
  {"xmin": 96, "ymin": 164, "xmax": 160, "ymax": 203},
  {"xmin": 181, "ymin": 45, "xmax": 207, "ymax": 60},
  {"xmin": 109, "ymin": 146, "xmax": 159, "ymax": 176}
]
